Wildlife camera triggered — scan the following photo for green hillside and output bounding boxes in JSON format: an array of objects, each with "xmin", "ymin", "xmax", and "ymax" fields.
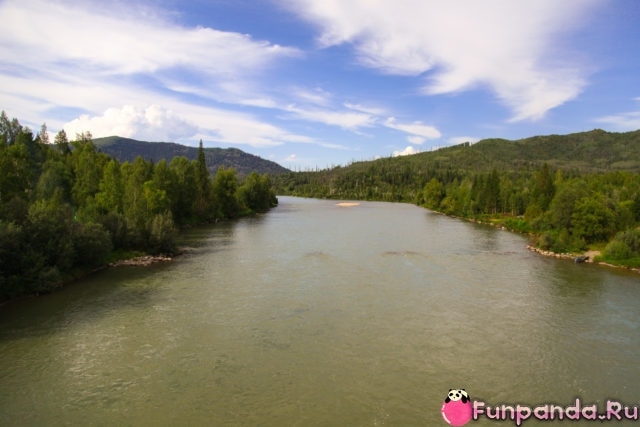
[
  {"xmin": 416, "ymin": 129, "xmax": 640, "ymax": 173},
  {"xmin": 93, "ymin": 136, "xmax": 289, "ymax": 177},
  {"xmin": 276, "ymin": 128, "xmax": 640, "ymax": 200}
]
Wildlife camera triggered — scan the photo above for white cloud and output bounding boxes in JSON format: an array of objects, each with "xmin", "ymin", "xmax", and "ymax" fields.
[
  {"xmin": 62, "ymin": 103, "xmax": 315, "ymax": 148},
  {"xmin": 0, "ymin": 0, "xmax": 307, "ymax": 146},
  {"xmin": 393, "ymin": 146, "xmax": 420, "ymax": 157},
  {"xmin": 286, "ymin": 105, "xmax": 376, "ymax": 130},
  {"xmin": 282, "ymin": 0, "xmax": 601, "ymax": 121},
  {"xmin": 408, "ymin": 136, "xmax": 425, "ymax": 145},
  {"xmin": 291, "ymin": 87, "xmax": 333, "ymax": 106},
  {"xmin": 344, "ymin": 103, "xmax": 386, "ymax": 116},
  {"xmin": 64, "ymin": 105, "xmax": 198, "ymax": 142},
  {"xmin": 0, "ymin": 1, "xmax": 297, "ymax": 77},
  {"xmin": 384, "ymin": 117, "xmax": 441, "ymax": 142},
  {"xmin": 595, "ymin": 111, "xmax": 640, "ymax": 131}
]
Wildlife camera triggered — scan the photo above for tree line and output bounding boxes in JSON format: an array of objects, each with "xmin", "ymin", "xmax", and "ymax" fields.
[
  {"xmin": 275, "ymin": 149, "xmax": 640, "ymax": 268},
  {"xmin": 0, "ymin": 111, "xmax": 277, "ymax": 300}
]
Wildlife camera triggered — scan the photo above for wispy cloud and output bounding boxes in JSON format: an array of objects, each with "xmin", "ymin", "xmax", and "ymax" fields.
[
  {"xmin": 281, "ymin": 0, "xmax": 601, "ymax": 121},
  {"xmin": 0, "ymin": 0, "xmax": 304, "ymax": 147},
  {"xmin": 1, "ymin": 1, "xmax": 297, "ymax": 76},
  {"xmin": 384, "ymin": 117, "xmax": 441, "ymax": 144},
  {"xmin": 595, "ymin": 111, "xmax": 640, "ymax": 131},
  {"xmin": 285, "ymin": 105, "xmax": 377, "ymax": 131}
]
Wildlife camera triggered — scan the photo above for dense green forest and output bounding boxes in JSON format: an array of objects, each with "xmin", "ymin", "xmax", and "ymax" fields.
[
  {"xmin": 0, "ymin": 112, "xmax": 277, "ymax": 301},
  {"xmin": 275, "ymin": 129, "xmax": 640, "ymax": 270}
]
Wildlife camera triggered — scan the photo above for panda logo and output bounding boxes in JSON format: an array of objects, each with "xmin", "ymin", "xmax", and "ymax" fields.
[
  {"xmin": 441, "ymin": 388, "xmax": 472, "ymax": 426},
  {"xmin": 445, "ymin": 389, "xmax": 470, "ymax": 404}
]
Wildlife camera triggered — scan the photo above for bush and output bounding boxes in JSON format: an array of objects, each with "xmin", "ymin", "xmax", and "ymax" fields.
[
  {"xmin": 503, "ymin": 217, "xmax": 531, "ymax": 233},
  {"xmin": 73, "ymin": 222, "xmax": 113, "ymax": 268},
  {"xmin": 618, "ymin": 228, "xmax": 640, "ymax": 253},
  {"xmin": 147, "ymin": 211, "xmax": 177, "ymax": 254},
  {"xmin": 604, "ymin": 240, "xmax": 632, "ymax": 260}
]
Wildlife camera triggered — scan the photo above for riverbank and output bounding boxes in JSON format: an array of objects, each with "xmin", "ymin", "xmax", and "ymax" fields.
[
  {"xmin": 424, "ymin": 205, "xmax": 640, "ymax": 274},
  {"xmin": 108, "ymin": 254, "xmax": 175, "ymax": 267},
  {"xmin": 525, "ymin": 244, "xmax": 640, "ymax": 274},
  {"xmin": 526, "ymin": 245, "xmax": 600, "ymax": 263}
]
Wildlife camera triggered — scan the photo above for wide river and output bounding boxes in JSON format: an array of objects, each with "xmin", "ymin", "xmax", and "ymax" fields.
[{"xmin": 1, "ymin": 196, "xmax": 639, "ymax": 426}]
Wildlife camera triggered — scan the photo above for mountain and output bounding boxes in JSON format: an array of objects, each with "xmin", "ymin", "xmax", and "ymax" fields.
[{"xmin": 92, "ymin": 136, "xmax": 289, "ymax": 176}]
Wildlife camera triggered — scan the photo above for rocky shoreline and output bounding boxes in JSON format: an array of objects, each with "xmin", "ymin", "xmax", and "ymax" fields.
[
  {"xmin": 526, "ymin": 245, "xmax": 640, "ymax": 274},
  {"xmin": 108, "ymin": 254, "xmax": 174, "ymax": 267},
  {"xmin": 525, "ymin": 245, "xmax": 599, "ymax": 263}
]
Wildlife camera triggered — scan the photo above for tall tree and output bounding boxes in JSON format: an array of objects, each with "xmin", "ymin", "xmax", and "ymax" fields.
[
  {"xmin": 532, "ymin": 163, "xmax": 555, "ymax": 210},
  {"xmin": 213, "ymin": 167, "xmax": 239, "ymax": 219}
]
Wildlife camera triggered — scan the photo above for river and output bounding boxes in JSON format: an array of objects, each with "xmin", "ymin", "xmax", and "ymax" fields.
[{"xmin": 1, "ymin": 196, "xmax": 639, "ymax": 426}]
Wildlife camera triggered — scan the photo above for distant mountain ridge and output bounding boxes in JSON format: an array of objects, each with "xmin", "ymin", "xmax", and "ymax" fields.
[{"xmin": 92, "ymin": 136, "xmax": 289, "ymax": 176}]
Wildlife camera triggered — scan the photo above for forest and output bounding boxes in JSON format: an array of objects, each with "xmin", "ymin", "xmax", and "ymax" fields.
[
  {"xmin": 0, "ymin": 112, "xmax": 277, "ymax": 301},
  {"xmin": 274, "ymin": 129, "xmax": 640, "ymax": 270}
]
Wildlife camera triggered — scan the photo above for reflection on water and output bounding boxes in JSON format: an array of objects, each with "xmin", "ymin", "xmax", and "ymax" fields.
[{"xmin": 1, "ymin": 197, "xmax": 639, "ymax": 425}]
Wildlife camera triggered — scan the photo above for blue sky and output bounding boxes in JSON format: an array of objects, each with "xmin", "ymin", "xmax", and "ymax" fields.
[{"xmin": 1, "ymin": 0, "xmax": 639, "ymax": 169}]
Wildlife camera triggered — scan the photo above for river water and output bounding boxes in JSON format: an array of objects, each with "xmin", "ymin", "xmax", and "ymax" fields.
[{"xmin": 1, "ymin": 196, "xmax": 639, "ymax": 426}]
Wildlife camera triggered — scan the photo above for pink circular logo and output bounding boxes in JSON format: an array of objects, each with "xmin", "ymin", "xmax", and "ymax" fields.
[{"xmin": 441, "ymin": 389, "xmax": 472, "ymax": 426}]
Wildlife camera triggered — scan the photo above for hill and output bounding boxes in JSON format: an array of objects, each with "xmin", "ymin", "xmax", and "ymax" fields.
[
  {"xmin": 275, "ymin": 128, "xmax": 640, "ymax": 200},
  {"xmin": 412, "ymin": 128, "xmax": 640, "ymax": 173},
  {"xmin": 93, "ymin": 136, "xmax": 289, "ymax": 176}
]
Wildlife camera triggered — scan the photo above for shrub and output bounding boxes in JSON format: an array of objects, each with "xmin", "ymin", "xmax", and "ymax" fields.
[
  {"xmin": 604, "ymin": 240, "xmax": 632, "ymax": 260},
  {"xmin": 147, "ymin": 211, "xmax": 177, "ymax": 254}
]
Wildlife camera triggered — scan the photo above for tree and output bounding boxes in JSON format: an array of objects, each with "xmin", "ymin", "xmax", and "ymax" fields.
[
  {"xmin": 422, "ymin": 177, "xmax": 445, "ymax": 209},
  {"xmin": 122, "ymin": 157, "xmax": 153, "ymax": 232},
  {"xmin": 169, "ymin": 156, "xmax": 197, "ymax": 223},
  {"xmin": 37, "ymin": 123, "xmax": 50, "ymax": 145},
  {"xmin": 238, "ymin": 172, "xmax": 277, "ymax": 213},
  {"xmin": 95, "ymin": 159, "xmax": 124, "ymax": 213},
  {"xmin": 34, "ymin": 157, "xmax": 73, "ymax": 203},
  {"xmin": 70, "ymin": 135, "xmax": 105, "ymax": 209},
  {"xmin": 147, "ymin": 211, "xmax": 177, "ymax": 254},
  {"xmin": 196, "ymin": 139, "xmax": 209, "ymax": 198},
  {"xmin": 571, "ymin": 195, "xmax": 616, "ymax": 243},
  {"xmin": 54, "ymin": 129, "xmax": 70, "ymax": 155},
  {"xmin": 548, "ymin": 180, "xmax": 586, "ymax": 231},
  {"xmin": 72, "ymin": 222, "xmax": 112, "ymax": 268},
  {"xmin": 484, "ymin": 168, "xmax": 501, "ymax": 214},
  {"xmin": 532, "ymin": 163, "xmax": 555, "ymax": 211},
  {"xmin": 0, "ymin": 111, "xmax": 23, "ymax": 145},
  {"xmin": 0, "ymin": 141, "xmax": 33, "ymax": 203},
  {"xmin": 193, "ymin": 140, "xmax": 213, "ymax": 220},
  {"xmin": 213, "ymin": 167, "xmax": 240, "ymax": 219}
]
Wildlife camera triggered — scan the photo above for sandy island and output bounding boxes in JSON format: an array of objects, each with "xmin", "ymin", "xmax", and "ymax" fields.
[{"xmin": 336, "ymin": 202, "xmax": 360, "ymax": 207}]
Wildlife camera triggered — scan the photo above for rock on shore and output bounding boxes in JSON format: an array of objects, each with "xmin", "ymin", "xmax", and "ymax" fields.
[
  {"xmin": 526, "ymin": 245, "xmax": 600, "ymax": 263},
  {"xmin": 109, "ymin": 255, "xmax": 173, "ymax": 267}
]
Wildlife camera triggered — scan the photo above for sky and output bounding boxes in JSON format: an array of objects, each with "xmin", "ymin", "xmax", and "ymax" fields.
[{"xmin": 1, "ymin": 0, "xmax": 639, "ymax": 170}]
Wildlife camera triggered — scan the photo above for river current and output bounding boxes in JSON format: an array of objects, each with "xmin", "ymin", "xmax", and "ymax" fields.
[{"xmin": 1, "ymin": 196, "xmax": 639, "ymax": 425}]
